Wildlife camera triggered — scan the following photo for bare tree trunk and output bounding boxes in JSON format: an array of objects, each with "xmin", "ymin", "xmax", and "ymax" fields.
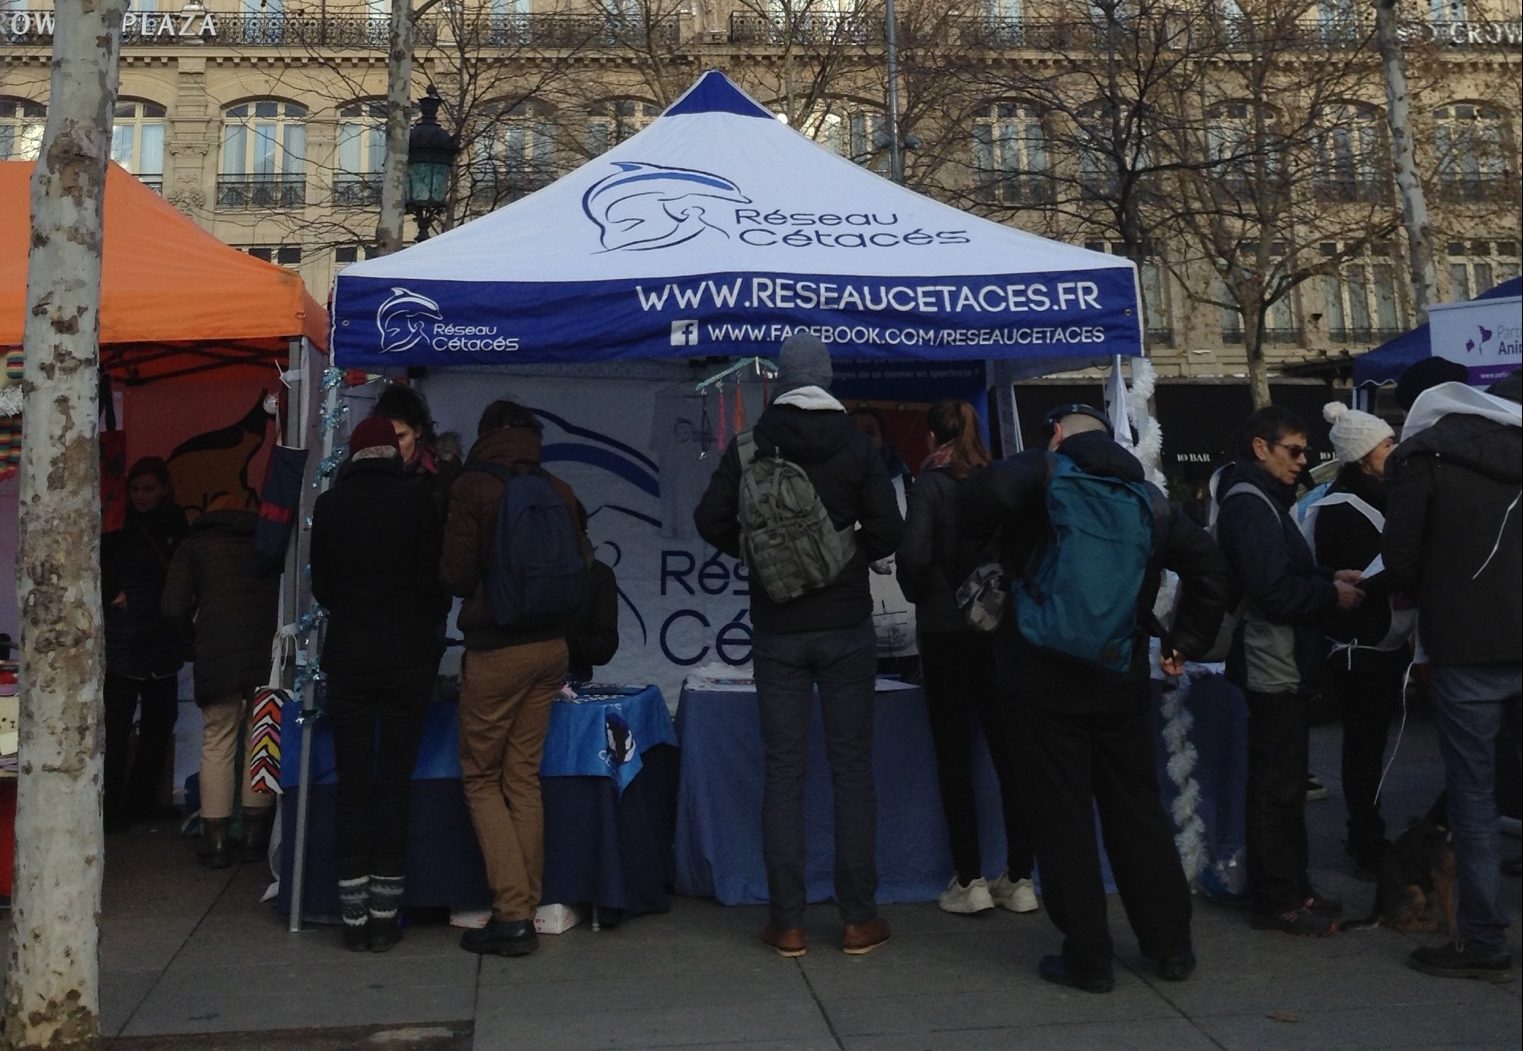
[
  {"xmin": 3, "ymin": 0, "xmax": 125, "ymax": 1046},
  {"xmin": 377, "ymin": 1, "xmax": 414, "ymax": 255},
  {"xmin": 1246, "ymin": 309, "xmax": 1272, "ymax": 410},
  {"xmin": 1376, "ymin": 0, "xmax": 1438, "ymax": 320}
]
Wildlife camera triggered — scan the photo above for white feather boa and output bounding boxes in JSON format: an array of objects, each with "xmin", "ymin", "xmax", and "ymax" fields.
[{"xmin": 1159, "ymin": 668, "xmax": 1209, "ymax": 884}]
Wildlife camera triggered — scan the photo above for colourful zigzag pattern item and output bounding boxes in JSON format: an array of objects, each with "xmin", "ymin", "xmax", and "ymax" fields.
[{"xmin": 248, "ymin": 688, "xmax": 286, "ymax": 794}]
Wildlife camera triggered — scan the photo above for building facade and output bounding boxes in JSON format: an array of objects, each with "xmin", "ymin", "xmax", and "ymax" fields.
[{"xmin": 2, "ymin": 0, "xmax": 1519, "ymax": 383}]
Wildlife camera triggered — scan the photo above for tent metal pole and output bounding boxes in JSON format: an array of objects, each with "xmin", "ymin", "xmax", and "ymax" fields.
[{"xmin": 288, "ymin": 343, "xmax": 334, "ymax": 934}]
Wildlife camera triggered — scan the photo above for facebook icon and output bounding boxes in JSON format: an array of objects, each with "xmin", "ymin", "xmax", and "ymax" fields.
[{"xmin": 670, "ymin": 320, "xmax": 698, "ymax": 347}]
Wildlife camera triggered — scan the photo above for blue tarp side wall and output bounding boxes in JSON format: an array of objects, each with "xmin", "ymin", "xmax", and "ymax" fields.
[{"xmin": 1355, "ymin": 277, "xmax": 1522, "ymax": 386}]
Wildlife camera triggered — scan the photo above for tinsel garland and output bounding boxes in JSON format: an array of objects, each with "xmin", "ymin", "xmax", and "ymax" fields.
[{"xmin": 1158, "ymin": 668, "xmax": 1209, "ymax": 884}]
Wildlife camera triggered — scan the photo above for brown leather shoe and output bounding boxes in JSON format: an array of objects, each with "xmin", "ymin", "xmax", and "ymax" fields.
[
  {"xmin": 842, "ymin": 917, "xmax": 891, "ymax": 955},
  {"xmin": 761, "ymin": 924, "xmax": 807, "ymax": 958}
]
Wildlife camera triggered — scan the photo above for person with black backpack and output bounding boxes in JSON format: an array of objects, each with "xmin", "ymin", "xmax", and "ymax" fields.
[
  {"xmin": 694, "ymin": 332, "xmax": 903, "ymax": 959},
  {"xmin": 441, "ymin": 399, "xmax": 586, "ymax": 959},
  {"xmin": 959, "ymin": 404, "xmax": 1230, "ymax": 993}
]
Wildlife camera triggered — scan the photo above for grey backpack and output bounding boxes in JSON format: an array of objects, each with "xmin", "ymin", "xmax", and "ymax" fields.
[{"xmin": 736, "ymin": 430, "xmax": 857, "ymax": 603}]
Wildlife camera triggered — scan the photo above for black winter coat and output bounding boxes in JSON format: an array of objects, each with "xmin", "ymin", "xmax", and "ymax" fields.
[
  {"xmin": 101, "ymin": 503, "xmax": 188, "ymax": 679},
  {"xmin": 1383, "ymin": 410, "xmax": 1522, "ymax": 666},
  {"xmin": 311, "ymin": 457, "xmax": 446, "ymax": 684},
  {"xmin": 161, "ymin": 509, "xmax": 279, "ymax": 704},
  {"xmin": 959, "ymin": 431, "xmax": 1231, "ymax": 712},
  {"xmin": 896, "ymin": 466, "xmax": 983, "ymax": 635},
  {"xmin": 567, "ymin": 560, "xmax": 619, "ymax": 682},
  {"xmin": 1215, "ymin": 462, "xmax": 1339, "ymax": 694},
  {"xmin": 1312, "ymin": 464, "xmax": 1408, "ymax": 673},
  {"xmin": 693, "ymin": 401, "xmax": 903, "ymax": 635}
]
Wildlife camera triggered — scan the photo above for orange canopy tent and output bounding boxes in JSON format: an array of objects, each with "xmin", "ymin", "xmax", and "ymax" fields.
[{"xmin": 1, "ymin": 161, "xmax": 327, "ymax": 384}]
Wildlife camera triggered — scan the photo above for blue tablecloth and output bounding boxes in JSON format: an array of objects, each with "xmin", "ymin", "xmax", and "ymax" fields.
[
  {"xmin": 278, "ymin": 684, "xmax": 678, "ymax": 921},
  {"xmin": 674, "ymin": 680, "xmax": 1010, "ymax": 905}
]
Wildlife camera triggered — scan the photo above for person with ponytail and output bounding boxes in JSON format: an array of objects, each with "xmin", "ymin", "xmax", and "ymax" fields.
[{"xmin": 896, "ymin": 400, "xmax": 1038, "ymax": 916}]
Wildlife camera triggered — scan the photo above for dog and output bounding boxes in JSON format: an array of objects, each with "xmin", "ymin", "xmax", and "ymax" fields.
[{"xmin": 1340, "ymin": 794, "xmax": 1457, "ymax": 935}]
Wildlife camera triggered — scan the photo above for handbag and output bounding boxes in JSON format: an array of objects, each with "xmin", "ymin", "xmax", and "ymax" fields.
[
  {"xmin": 248, "ymin": 631, "xmax": 294, "ymax": 795},
  {"xmin": 956, "ymin": 561, "xmax": 1008, "ymax": 633}
]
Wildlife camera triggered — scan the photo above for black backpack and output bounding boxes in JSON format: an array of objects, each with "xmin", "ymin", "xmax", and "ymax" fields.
[{"xmin": 468, "ymin": 463, "xmax": 587, "ymax": 628}]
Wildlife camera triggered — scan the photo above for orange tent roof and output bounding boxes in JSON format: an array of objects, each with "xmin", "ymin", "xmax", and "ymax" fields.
[{"xmin": 1, "ymin": 161, "xmax": 328, "ymax": 382}]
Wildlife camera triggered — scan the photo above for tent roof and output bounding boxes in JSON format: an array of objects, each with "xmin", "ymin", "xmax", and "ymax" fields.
[
  {"xmin": 1, "ymin": 161, "xmax": 328, "ymax": 383},
  {"xmin": 1354, "ymin": 277, "xmax": 1521, "ymax": 387},
  {"xmin": 332, "ymin": 70, "xmax": 1139, "ymax": 372}
]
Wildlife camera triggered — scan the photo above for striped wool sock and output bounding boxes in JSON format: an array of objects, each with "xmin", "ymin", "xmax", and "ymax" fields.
[
  {"xmin": 338, "ymin": 875, "xmax": 370, "ymax": 933},
  {"xmin": 369, "ymin": 874, "xmax": 405, "ymax": 924}
]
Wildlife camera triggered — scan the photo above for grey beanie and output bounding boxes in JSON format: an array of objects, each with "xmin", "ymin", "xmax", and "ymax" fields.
[{"xmin": 774, "ymin": 332, "xmax": 833, "ymax": 396}]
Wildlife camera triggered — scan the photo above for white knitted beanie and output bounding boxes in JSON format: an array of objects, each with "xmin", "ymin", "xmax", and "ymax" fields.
[{"xmin": 1323, "ymin": 402, "xmax": 1394, "ymax": 465}]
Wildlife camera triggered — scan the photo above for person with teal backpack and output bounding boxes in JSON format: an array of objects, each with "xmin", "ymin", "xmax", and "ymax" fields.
[{"xmin": 959, "ymin": 404, "xmax": 1231, "ymax": 993}]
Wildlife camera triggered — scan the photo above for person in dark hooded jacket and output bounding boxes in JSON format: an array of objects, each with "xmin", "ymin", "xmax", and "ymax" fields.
[
  {"xmin": 1383, "ymin": 368, "xmax": 1521, "ymax": 983},
  {"xmin": 161, "ymin": 495, "xmax": 279, "ymax": 868},
  {"xmin": 959, "ymin": 404, "xmax": 1230, "ymax": 993},
  {"xmin": 694, "ymin": 332, "xmax": 903, "ymax": 959},
  {"xmin": 101, "ymin": 456, "xmax": 188, "ymax": 831}
]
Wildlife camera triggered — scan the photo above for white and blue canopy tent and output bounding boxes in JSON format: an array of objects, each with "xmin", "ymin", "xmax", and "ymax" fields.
[{"xmin": 330, "ymin": 70, "xmax": 1144, "ymax": 375}]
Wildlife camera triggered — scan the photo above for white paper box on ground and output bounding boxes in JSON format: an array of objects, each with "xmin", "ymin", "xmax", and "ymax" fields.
[{"xmin": 534, "ymin": 904, "xmax": 582, "ymax": 935}]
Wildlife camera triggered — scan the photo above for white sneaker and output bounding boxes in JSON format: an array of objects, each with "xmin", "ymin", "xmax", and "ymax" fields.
[
  {"xmin": 938, "ymin": 876, "xmax": 995, "ymax": 914},
  {"xmin": 990, "ymin": 872, "xmax": 1040, "ymax": 914}
]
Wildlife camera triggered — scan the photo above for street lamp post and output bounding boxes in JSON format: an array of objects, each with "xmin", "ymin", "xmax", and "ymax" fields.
[{"xmin": 405, "ymin": 85, "xmax": 458, "ymax": 242}]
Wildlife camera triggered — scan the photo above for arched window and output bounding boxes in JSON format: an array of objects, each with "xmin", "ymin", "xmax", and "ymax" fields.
[
  {"xmin": 111, "ymin": 99, "xmax": 167, "ymax": 191},
  {"xmin": 801, "ymin": 104, "xmax": 889, "ymax": 174},
  {"xmin": 972, "ymin": 103, "xmax": 1049, "ymax": 205},
  {"xmin": 587, "ymin": 99, "xmax": 659, "ymax": 157},
  {"xmin": 218, "ymin": 99, "xmax": 307, "ymax": 209},
  {"xmin": 1314, "ymin": 103, "xmax": 1385, "ymax": 203},
  {"xmin": 1434, "ymin": 103, "xmax": 1514, "ymax": 203},
  {"xmin": 1205, "ymin": 100, "xmax": 1280, "ymax": 200},
  {"xmin": 0, "ymin": 98, "xmax": 45, "ymax": 162},
  {"xmin": 336, "ymin": 99, "xmax": 386, "ymax": 207},
  {"xmin": 467, "ymin": 99, "xmax": 557, "ymax": 205}
]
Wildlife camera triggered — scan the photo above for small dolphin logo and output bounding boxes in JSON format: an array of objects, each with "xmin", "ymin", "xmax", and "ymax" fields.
[
  {"xmin": 376, "ymin": 287, "xmax": 443, "ymax": 354},
  {"xmin": 582, "ymin": 161, "xmax": 751, "ymax": 252}
]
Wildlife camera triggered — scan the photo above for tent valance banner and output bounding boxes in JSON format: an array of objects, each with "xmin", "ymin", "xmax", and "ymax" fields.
[
  {"xmin": 1354, "ymin": 277, "xmax": 1521, "ymax": 387},
  {"xmin": 331, "ymin": 71, "xmax": 1141, "ymax": 371},
  {"xmin": 1429, "ymin": 293, "xmax": 1522, "ymax": 387}
]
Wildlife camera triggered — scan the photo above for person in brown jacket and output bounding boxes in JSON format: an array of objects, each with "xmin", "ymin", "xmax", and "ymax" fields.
[
  {"xmin": 441, "ymin": 399, "xmax": 579, "ymax": 958},
  {"xmin": 161, "ymin": 494, "xmax": 280, "ymax": 868}
]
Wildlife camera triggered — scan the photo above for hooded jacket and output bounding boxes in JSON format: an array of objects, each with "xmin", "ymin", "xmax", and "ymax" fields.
[
  {"xmin": 959, "ymin": 430, "xmax": 1231, "ymax": 712},
  {"xmin": 311, "ymin": 456, "xmax": 445, "ymax": 682},
  {"xmin": 896, "ymin": 465, "xmax": 986, "ymax": 635},
  {"xmin": 160, "ymin": 508, "xmax": 279, "ymax": 704},
  {"xmin": 101, "ymin": 502, "xmax": 189, "ymax": 679},
  {"xmin": 1382, "ymin": 381, "xmax": 1522, "ymax": 666},
  {"xmin": 1310, "ymin": 463, "xmax": 1409, "ymax": 673},
  {"xmin": 693, "ymin": 390, "xmax": 903, "ymax": 635},
  {"xmin": 440, "ymin": 424, "xmax": 580, "ymax": 651},
  {"xmin": 1215, "ymin": 461, "xmax": 1339, "ymax": 693}
]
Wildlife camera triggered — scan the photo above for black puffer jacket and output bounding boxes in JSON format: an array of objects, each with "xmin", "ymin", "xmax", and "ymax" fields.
[
  {"xmin": 1383, "ymin": 409, "xmax": 1522, "ymax": 666},
  {"xmin": 1311, "ymin": 464, "xmax": 1409, "ymax": 673},
  {"xmin": 959, "ymin": 431, "xmax": 1230, "ymax": 712},
  {"xmin": 1215, "ymin": 462, "xmax": 1339, "ymax": 694},
  {"xmin": 101, "ymin": 503, "xmax": 188, "ymax": 678},
  {"xmin": 896, "ymin": 466, "xmax": 983, "ymax": 635},
  {"xmin": 161, "ymin": 509, "xmax": 279, "ymax": 704},
  {"xmin": 311, "ymin": 457, "xmax": 445, "ymax": 685},
  {"xmin": 694, "ymin": 400, "xmax": 903, "ymax": 634}
]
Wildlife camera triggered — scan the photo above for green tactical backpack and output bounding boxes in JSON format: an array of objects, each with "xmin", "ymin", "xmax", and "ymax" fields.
[{"xmin": 736, "ymin": 430, "xmax": 857, "ymax": 603}]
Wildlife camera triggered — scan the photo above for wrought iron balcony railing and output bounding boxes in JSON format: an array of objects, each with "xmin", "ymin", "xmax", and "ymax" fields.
[
  {"xmin": 1329, "ymin": 326, "xmax": 1405, "ymax": 344},
  {"xmin": 1437, "ymin": 173, "xmax": 1519, "ymax": 203},
  {"xmin": 1314, "ymin": 176, "xmax": 1389, "ymax": 204},
  {"xmin": 333, "ymin": 175, "xmax": 382, "ymax": 208},
  {"xmin": 216, "ymin": 174, "xmax": 306, "ymax": 210},
  {"xmin": 452, "ymin": 12, "xmax": 680, "ymax": 49},
  {"xmin": 728, "ymin": 12, "xmax": 883, "ymax": 46}
]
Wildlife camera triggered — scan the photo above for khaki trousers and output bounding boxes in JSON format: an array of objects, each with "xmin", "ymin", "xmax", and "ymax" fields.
[
  {"xmin": 199, "ymin": 694, "xmax": 272, "ymax": 820},
  {"xmin": 458, "ymin": 638, "xmax": 567, "ymax": 921}
]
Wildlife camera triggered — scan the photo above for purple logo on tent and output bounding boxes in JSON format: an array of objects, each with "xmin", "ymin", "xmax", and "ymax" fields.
[
  {"xmin": 377, "ymin": 287, "xmax": 443, "ymax": 354},
  {"xmin": 583, "ymin": 161, "xmax": 751, "ymax": 252}
]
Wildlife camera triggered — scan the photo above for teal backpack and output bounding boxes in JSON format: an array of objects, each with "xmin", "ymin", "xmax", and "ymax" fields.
[{"xmin": 1013, "ymin": 453, "xmax": 1160, "ymax": 673}]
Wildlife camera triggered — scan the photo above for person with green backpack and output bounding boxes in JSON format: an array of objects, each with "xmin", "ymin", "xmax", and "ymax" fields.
[{"xmin": 959, "ymin": 404, "xmax": 1230, "ymax": 993}]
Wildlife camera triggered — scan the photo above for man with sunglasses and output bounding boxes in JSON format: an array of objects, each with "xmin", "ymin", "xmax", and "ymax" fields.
[{"xmin": 1215, "ymin": 406, "xmax": 1365, "ymax": 937}]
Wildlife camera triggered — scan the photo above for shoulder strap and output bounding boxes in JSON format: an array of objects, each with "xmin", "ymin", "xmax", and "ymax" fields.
[
  {"xmin": 1307, "ymin": 491, "xmax": 1384, "ymax": 531},
  {"xmin": 736, "ymin": 430, "xmax": 758, "ymax": 469},
  {"xmin": 1222, "ymin": 481, "xmax": 1279, "ymax": 517},
  {"xmin": 465, "ymin": 462, "xmax": 529, "ymax": 484}
]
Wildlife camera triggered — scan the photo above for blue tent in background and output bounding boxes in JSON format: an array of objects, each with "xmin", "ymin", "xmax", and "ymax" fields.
[{"xmin": 1355, "ymin": 277, "xmax": 1522, "ymax": 386}]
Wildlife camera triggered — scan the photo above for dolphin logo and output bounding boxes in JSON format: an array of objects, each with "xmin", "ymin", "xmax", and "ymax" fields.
[
  {"xmin": 376, "ymin": 287, "xmax": 443, "ymax": 354},
  {"xmin": 582, "ymin": 161, "xmax": 751, "ymax": 252}
]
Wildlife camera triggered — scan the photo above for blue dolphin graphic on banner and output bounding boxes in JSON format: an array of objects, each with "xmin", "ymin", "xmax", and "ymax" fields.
[
  {"xmin": 583, "ymin": 161, "xmax": 751, "ymax": 252},
  {"xmin": 376, "ymin": 287, "xmax": 443, "ymax": 354}
]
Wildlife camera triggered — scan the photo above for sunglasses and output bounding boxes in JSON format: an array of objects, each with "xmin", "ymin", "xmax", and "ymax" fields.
[{"xmin": 1272, "ymin": 442, "xmax": 1309, "ymax": 460}]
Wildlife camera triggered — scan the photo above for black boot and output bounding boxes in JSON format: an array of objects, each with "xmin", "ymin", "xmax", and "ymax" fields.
[
  {"xmin": 241, "ymin": 806, "xmax": 276, "ymax": 864},
  {"xmin": 368, "ymin": 874, "xmax": 405, "ymax": 953},
  {"xmin": 197, "ymin": 817, "xmax": 233, "ymax": 869},
  {"xmin": 338, "ymin": 876, "xmax": 370, "ymax": 951}
]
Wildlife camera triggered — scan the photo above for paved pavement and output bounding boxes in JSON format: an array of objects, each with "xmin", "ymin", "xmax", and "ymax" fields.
[{"xmin": 11, "ymin": 709, "xmax": 1523, "ymax": 1049}]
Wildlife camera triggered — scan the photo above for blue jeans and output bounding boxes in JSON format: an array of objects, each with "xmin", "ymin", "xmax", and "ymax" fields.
[
  {"xmin": 752, "ymin": 621, "xmax": 878, "ymax": 929},
  {"xmin": 1430, "ymin": 663, "xmax": 1523, "ymax": 955}
]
